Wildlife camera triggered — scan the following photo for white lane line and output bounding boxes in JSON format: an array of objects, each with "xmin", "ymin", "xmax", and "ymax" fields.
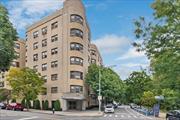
[
  {"xmin": 121, "ymin": 115, "xmax": 124, "ymax": 117},
  {"xmin": 109, "ymin": 114, "xmax": 112, "ymax": 117},
  {"xmin": 18, "ymin": 116, "xmax": 39, "ymax": 120},
  {"xmin": 115, "ymin": 115, "xmax": 118, "ymax": 118},
  {"xmin": 133, "ymin": 115, "xmax": 138, "ymax": 118},
  {"xmin": 104, "ymin": 114, "xmax": 107, "ymax": 117},
  {"xmin": 128, "ymin": 115, "xmax": 131, "ymax": 118}
]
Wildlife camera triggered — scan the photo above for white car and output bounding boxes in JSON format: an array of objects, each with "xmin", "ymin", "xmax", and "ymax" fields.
[{"xmin": 104, "ymin": 104, "xmax": 115, "ymax": 113}]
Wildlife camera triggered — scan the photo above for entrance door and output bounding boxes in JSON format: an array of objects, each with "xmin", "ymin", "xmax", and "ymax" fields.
[{"xmin": 68, "ymin": 101, "xmax": 76, "ymax": 110}]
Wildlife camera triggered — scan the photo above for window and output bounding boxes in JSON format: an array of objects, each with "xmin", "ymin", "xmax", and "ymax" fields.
[
  {"xmin": 42, "ymin": 39, "xmax": 47, "ymax": 47},
  {"xmin": 70, "ymin": 71, "xmax": 83, "ymax": 80},
  {"xmin": 51, "ymin": 87, "xmax": 58, "ymax": 93},
  {"xmin": 42, "ymin": 75, "xmax": 47, "ymax": 82},
  {"xmin": 51, "ymin": 34, "xmax": 58, "ymax": 42},
  {"xmin": 51, "ymin": 22, "xmax": 58, "ymax": 29},
  {"xmin": 70, "ymin": 57, "xmax": 83, "ymax": 66},
  {"xmin": 33, "ymin": 31, "xmax": 38, "ymax": 38},
  {"xmin": 33, "ymin": 54, "xmax": 38, "ymax": 61},
  {"xmin": 42, "ymin": 51, "xmax": 47, "ymax": 59},
  {"xmin": 70, "ymin": 85, "xmax": 83, "ymax": 93},
  {"xmin": 15, "ymin": 43, "xmax": 20, "ymax": 49},
  {"xmin": 42, "ymin": 27, "xmax": 47, "ymax": 35},
  {"xmin": 33, "ymin": 65, "xmax": 38, "ymax": 71},
  {"xmin": 51, "ymin": 61, "xmax": 58, "ymax": 68},
  {"xmin": 16, "ymin": 52, "xmax": 20, "ymax": 58},
  {"xmin": 91, "ymin": 50, "xmax": 96, "ymax": 56},
  {"xmin": 70, "ymin": 28, "xmax": 83, "ymax": 38},
  {"xmin": 91, "ymin": 59, "xmax": 96, "ymax": 64},
  {"xmin": 70, "ymin": 42, "xmax": 83, "ymax": 51},
  {"xmin": 42, "ymin": 63, "xmax": 47, "ymax": 71},
  {"xmin": 51, "ymin": 48, "xmax": 58, "ymax": 55},
  {"xmin": 12, "ymin": 62, "xmax": 19, "ymax": 67},
  {"xmin": 33, "ymin": 42, "xmax": 38, "ymax": 50},
  {"xmin": 51, "ymin": 74, "xmax": 58, "ymax": 81},
  {"xmin": 70, "ymin": 14, "xmax": 83, "ymax": 25}
]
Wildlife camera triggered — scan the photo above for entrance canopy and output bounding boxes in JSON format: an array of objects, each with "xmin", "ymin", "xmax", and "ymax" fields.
[{"xmin": 62, "ymin": 92, "xmax": 85, "ymax": 100}]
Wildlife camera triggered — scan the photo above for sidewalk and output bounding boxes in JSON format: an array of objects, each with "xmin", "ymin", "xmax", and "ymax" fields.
[{"xmin": 27, "ymin": 109, "xmax": 104, "ymax": 117}]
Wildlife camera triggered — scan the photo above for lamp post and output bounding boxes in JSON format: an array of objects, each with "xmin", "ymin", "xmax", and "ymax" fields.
[{"xmin": 98, "ymin": 65, "xmax": 117, "ymax": 113}]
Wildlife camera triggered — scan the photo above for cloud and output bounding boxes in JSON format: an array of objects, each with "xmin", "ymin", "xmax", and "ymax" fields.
[
  {"xmin": 92, "ymin": 34, "xmax": 131, "ymax": 54},
  {"xmin": 116, "ymin": 47, "xmax": 145, "ymax": 60},
  {"xmin": 7, "ymin": 0, "xmax": 64, "ymax": 33}
]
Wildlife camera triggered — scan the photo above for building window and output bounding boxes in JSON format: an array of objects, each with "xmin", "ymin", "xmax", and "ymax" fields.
[
  {"xmin": 91, "ymin": 50, "xmax": 96, "ymax": 56},
  {"xmin": 70, "ymin": 14, "xmax": 83, "ymax": 25},
  {"xmin": 70, "ymin": 57, "xmax": 83, "ymax": 66},
  {"xmin": 70, "ymin": 42, "xmax": 83, "ymax": 51},
  {"xmin": 51, "ymin": 74, "xmax": 58, "ymax": 81},
  {"xmin": 42, "ymin": 63, "xmax": 47, "ymax": 71},
  {"xmin": 33, "ymin": 31, "xmax": 38, "ymax": 38},
  {"xmin": 70, "ymin": 71, "xmax": 83, "ymax": 80},
  {"xmin": 51, "ymin": 48, "xmax": 58, "ymax": 55},
  {"xmin": 42, "ymin": 51, "xmax": 47, "ymax": 59},
  {"xmin": 51, "ymin": 22, "xmax": 58, "ymax": 29},
  {"xmin": 33, "ymin": 54, "xmax": 38, "ymax": 61},
  {"xmin": 33, "ymin": 65, "xmax": 38, "ymax": 72},
  {"xmin": 51, "ymin": 87, "xmax": 58, "ymax": 93},
  {"xmin": 16, "ymin": 52, "xmax": 20, "ymax": 58},
  {"xmin": 70, "ymin": 28, "xmax": 83, "ymax": 38},
  {"xmin": 42, "ymin": 39, "xmax": 47, "ymax": 47},
  {"xmin": 51, "ymin": 34, "xmax": 58, "ymax": 42},
  {"xmin": 42, "ymin": 75, "xmax": 47, "ymax": 82},
  {"xmin": 15, "ymin": 43, "xmax": 20, "ymax": 49},
  {"xmin": 51, "ymin": 61, "xmax": 58, "ymax": 68},
  {"xmin": 70, "ymin": 85, "xmax": 83, "ymax": 93},
  {"xmin": 33, "ymin": 42, "xmax": 38, "ymax": 50},
  {"xmin": 42, "ymin": 27, "xmax": 47, "ymax": 35},
  {"xmin": 91, "ymin": 59, "xmax": 96, "ymax": 64},
  {"xmin": 12, "ymin": 61, "xmax": 19, "ymax": 67}
]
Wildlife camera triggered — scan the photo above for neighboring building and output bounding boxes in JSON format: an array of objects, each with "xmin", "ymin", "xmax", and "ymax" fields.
[
  {"xmin": 26, "ymin": 0, "xmax": 102, "ymax": 111},
  {"xmin": 0, "ymin": 39, "xmax": 26, "ymax": 89}
]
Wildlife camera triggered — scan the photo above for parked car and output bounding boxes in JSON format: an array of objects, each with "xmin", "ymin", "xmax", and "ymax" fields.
[
  {"xmin": 166, "ymin": 110, "xmax": 180, "ymax": 120},
  {"xmin": 6, "ymin": 103, "xmax": 24, "ymax": 111},
  {"xmin": 104, "ymin": 104, "xmax": 115, "ymax": 113},
  {"xmin": 0, "ymin": 103, "xmax": 6, "ymax": 109}
]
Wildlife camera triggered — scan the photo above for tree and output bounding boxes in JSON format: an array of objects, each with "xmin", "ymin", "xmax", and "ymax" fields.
[
  {"xmin": 0, "ymin": 88, "xmax": 11, "ymax": 103},
  {"xmin": 133, "ymin": 0, "xmax": 180, "ymax": 110},
  {"xmin": 0, "ymin": 4, "xmax": 17, "ymax": 70},
  {"xmin": 125, "ymin": 71, "xmax": 152, "ymax": 104},
  {"xmin": 6, "ymin": 67, "xmax": 44, "ymax": 110},
  {"xmin": 141, "ymin": 91, "xmax": 156, "ymax": 109},
  {"xmin": 85, "ymin": 64, "xmax": 125, "ymax": 103}
]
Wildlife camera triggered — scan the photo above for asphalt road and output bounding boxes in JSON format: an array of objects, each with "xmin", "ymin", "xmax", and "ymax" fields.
[{"xmin": 0, "ymin": 106, "xmax": 155, "ymax": 120}]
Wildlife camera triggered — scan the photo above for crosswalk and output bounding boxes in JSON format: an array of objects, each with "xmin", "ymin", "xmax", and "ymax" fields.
[{"xmin": 103, "ymin": 114, "xmax": 152, "ymax": 119}]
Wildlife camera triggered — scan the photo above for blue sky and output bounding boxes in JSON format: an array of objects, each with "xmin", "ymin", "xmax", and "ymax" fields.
[{"xmin": 1, "ymin": 0, "xmax": 154, "ymax": 80}]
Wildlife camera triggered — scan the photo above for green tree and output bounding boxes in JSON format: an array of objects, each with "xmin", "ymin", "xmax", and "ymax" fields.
[
  {"xmin": 6, "ymin": 67, "xmax": 44, "ymax": 110},
  {"xmin": 133, "ymin": 0, "xmax": 180, "ymax": 110},
  {"xmin": 141, "ymin": 91, "xmax": 156, "ymax": 109},
  {"xmin": 85, "ymin": 64, "xmax": 124, "ymax": 103},
  {"xmin": 0, "ymin": 4, "xmax": 17, "ymax": 70},
  {"xmin": 54, "ymin": 100, "xmax": 61, "ymax": 111},
  {"xmin": 0, "ymin": 88, "xmax": 11, "ymax": 103},
  {"xmin": 125, "ymin": 71, "xmax": 152, "ymax": 104},
  {"xmin": 44, "ymin": 100, "xmax": 49, "ymax": 110}
]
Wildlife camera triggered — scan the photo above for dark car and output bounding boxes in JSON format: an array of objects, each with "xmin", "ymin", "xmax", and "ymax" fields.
[
  {"xmin": 6, "ymin": 103, "xmax": 24, "ymax": 111},
  {"xmin": 166, "ymin": 110, "xmax": 180, "ymax": 120}
]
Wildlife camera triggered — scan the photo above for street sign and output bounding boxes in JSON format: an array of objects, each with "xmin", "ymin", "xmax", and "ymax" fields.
[
  {"xmin": 155, "ymin": 96, "xmax": 164, "ymax": 100},
  {"xmin": 98, "ymin": 96, "xmax": 102, "ymax": 100}
]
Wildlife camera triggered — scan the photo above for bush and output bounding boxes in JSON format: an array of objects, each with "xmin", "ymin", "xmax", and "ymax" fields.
[
  {"xmin": 42, "ymin": 100, "xmax": 45, "ymax": 110},
  {"xmin": 33, "ymin": 100, "xmax": 36, "ymax": 109},
  {"xmin": 21, "ymin": 98, "xmax": 26, "ymax": 107},
  {"xmin": 54, "ymin": 100, "xmax": 61, "ymax": 111},
  {"xmin": 33, "ymin": 100, "xmax": 41, "ymax": 109},
  {"xmin": 44, "ymin": 100, "xmax": 49, "ymax": 110},
  {"xmin": 27, "ymin": 100, "xmax": 31, "ymax": 109}
]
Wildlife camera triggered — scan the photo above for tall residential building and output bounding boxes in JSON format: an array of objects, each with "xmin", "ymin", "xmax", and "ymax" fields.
[
  {"xmin": 0, "ymin": 39, "xmax": 26, "ymax": 89},
  {"xmin": 26, "ymin": 0, "xmax": 102, "ymax": 111}
]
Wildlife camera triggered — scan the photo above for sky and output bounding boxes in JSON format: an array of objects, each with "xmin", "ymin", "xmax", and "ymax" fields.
[{"xmin": 1, "ymin": 0, "xmax": 154, "ymax": 80}]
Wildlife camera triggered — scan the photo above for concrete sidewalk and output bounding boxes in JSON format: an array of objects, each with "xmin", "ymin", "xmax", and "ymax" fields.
[{"xmin": 27, "ymin": 109, "xmax": 104, "ymax": 117}]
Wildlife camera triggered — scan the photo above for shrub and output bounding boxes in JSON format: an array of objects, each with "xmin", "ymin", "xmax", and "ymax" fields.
[
  {"xmin": 36, "ymin": 100, "xmax": 41, "ymax": 109},
  {"xmin": 54, "ymin": 100, "xmax": 61, "ymax": 111},
  {"xmin": 44, "ymin": 100, "xmax": 49, "ymax": 110},
  {"xmin": 42, "ymin": 100, "xmax": 45, "ymax": 110},
  {"xmin": 21, "ymin": 98, "xmax": 26, "ymax": 107}
]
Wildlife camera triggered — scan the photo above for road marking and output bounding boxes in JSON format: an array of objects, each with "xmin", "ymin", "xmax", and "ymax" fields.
[
  {"xmin": 128, "ymin": 115, "xmax": 131, "ymax": 118},
  {"xmin": 115, "ymin": 115, "xmax": 118, "ymax": 118},
  {"xmin": 104, "ymin": 114, "xmax": 107, "ymax": 117},
  {"xmin": 109, "ymin": 114, "xmax": 112, "ymax": 117},
  {"xmin": 121, "ymin": 115, "xmax": 124, "ymax": 117},
  {"xmin": 18, "ymin": 116, "xmax": 38, "ymax": 120},
  {"xmin": 133, "ymin": 115, "xmax": 138, "ymax": 118}
]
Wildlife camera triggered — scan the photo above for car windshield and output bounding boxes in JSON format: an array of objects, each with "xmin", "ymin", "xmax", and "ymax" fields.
[{"xmin": 106, "ymin": 105, "xmax": 113, "ymax": 108}]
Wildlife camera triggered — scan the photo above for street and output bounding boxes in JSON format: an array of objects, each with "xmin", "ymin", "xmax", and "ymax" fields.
[{"xmin": 0, "ymin": 106, "xmax": 155, "ymax": 120}]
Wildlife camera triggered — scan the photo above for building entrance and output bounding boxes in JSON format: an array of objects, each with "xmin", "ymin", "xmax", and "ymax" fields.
[{"xmin": 68, "ymin": 101, "xmax": 77, "ymax": 110}]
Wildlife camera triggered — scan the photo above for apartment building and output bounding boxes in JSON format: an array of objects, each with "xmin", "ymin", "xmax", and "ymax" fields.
[
  {"xmin": 0, "ymin": 39, "xmax": 26, "ymax": 89},
  {"xmin": 26, "ymin": 0, "xmax": 102, "ymax": 111}
]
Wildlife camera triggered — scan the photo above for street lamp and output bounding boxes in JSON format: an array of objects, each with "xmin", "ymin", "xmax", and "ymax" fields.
[{"xmin": 98, "ymin": 65, "xmax": 117, "ymax": 113}]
